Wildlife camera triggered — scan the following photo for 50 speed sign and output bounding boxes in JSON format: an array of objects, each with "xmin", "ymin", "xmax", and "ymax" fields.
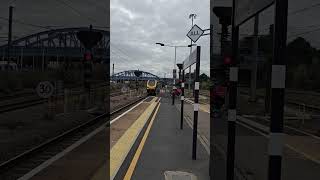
[{"xmin": 36, "ymin": 81, "xmax": 54, "ymax": 98}]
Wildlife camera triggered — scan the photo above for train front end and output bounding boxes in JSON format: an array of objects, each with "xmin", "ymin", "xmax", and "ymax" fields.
[{"xmin": 146, "ymin": 80, "xmax": 157, "ymax": 96}]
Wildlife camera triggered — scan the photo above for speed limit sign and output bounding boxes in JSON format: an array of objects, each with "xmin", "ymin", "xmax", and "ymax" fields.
[{"xmin": 36, "ymin": 81, "xmax": 54, "ymax": 98}]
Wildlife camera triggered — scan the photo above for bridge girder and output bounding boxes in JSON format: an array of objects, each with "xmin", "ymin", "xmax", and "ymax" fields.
[
  {"xmin": 0, "ymin": 27, "xmax": 109, "ymax": 58},
  {"xmin": 111, "ymin": 70, "xmax": 161, "ymax": 81}
]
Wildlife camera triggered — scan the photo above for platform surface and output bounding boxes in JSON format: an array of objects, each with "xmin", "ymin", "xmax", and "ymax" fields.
[{"xmin": 129, "ymin": 97, "xmax": 210, "ymax": 180}]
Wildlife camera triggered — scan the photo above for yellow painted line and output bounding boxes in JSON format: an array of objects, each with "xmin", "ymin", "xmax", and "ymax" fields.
[
  {"xmin": 184, "ymin": 115, "xmax": 210, "ymax": 154},
  {"xmin": 237, "ymin": 116, "xmax": 320, "ymax": 164},
  {"xmin": 110, "ymin": 97, "xmax": 158, "ymax": 179},
  {"xmin": 123, "ymin": 102, "xmax": 161, "ymax": 180},
  {"xmin": 285, "ymin": 144, "xmax": 320, "ymax": 164},
  {"xmin": 185, "ymin": 99, "xmax": 210, "ymax": 113}
]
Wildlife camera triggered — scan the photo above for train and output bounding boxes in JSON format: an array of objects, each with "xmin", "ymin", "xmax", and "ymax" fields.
[{"xmin": 146, "ymin": 80, "xmax": 158, "ymax": 96}]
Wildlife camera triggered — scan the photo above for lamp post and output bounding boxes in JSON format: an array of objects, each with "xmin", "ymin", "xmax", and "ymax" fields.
[
  {"xmin": 156, "ymin": 43, "xmax": 195, "ymax": 104},
  {"xmin": 155, "ymin": 42, "xmax": 195, "ymax": 84},
  {"xmin": 189, "ymin": 14, "xmax": 197, "ymax": 92}
]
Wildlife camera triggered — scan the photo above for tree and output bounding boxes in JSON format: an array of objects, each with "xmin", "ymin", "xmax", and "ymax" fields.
[
  {"xmin": 199, "ymin": 73, "xmax": 209, "ymax": 82},
  {"xmin": 287, "ymin": 37, "xmax": 314, "ymax": 65},
  {"xmin": 259, "ymin": 34, "xmax": 273, "ymax": 57}
]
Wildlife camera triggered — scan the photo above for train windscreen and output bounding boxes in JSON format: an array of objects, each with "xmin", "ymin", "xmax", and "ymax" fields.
[{"xmin": 148, "ymin": 80, "xmax": 155, "ymax": 86}]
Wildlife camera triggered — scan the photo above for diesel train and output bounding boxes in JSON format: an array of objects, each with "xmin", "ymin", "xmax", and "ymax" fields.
[{"xmin": 146, "ymin": 80, "xmax": 158, "ymax": 96}]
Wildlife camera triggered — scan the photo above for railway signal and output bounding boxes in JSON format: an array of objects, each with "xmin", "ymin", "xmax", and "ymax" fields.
[
  {"xmin": 76, "ymin": 25, "xmax": 102, "ymax": 93},
  {"xmin": 84, "ymin": 52, "xmax": 93, "ymax": 61},
  {"xmin": 223, "ymin": 56, "xmax": 231, "ymax": 65},
  {"xmin": 83, "ymin": 60, "xmax": 92, "ymax": 89}
]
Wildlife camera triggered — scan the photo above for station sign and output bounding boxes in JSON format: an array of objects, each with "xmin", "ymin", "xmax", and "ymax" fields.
[
  {"xmin": 183, "ymin": 48, "xmax": 197, "ymax": 70},
  {"xmin": 186, "ymin": 24, "xmax": 204, "ymax": 43},
  {"xmin": 235, "ymin": 0, "xmax": 274, "ymax": 26}
]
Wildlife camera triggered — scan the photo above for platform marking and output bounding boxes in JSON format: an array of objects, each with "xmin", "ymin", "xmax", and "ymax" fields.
[
  {"xmin": 123, "ymin": 101, "xmax": 161, "ymax": 180},
  {"xmin": 175, "ymin": 103, "xmax": 210, "ymax": 154},
  {"xmin": 110, "ymin": 96, "xmax": 149, "ymax": 125},
  {"xmin": 110, "ymin": 97, "xmax": 158, "ymax": 180},
  {"xmin": 185, "ymin": 99, "xmax": 210, "ymax": 113},
  {"xmin": 184, "ymin": 115, "xmax": 210, "ymax": 154},
  {"xmin": 257, "ymin": 116, "xmax": 320, "ymax": 141},
  {"xmin": 176, "ymin": 104, "xmax": 252, "ymax": 180},
  {"xmin": 237, "ymin": 116, "xmax": 320, "ymax": 164}
]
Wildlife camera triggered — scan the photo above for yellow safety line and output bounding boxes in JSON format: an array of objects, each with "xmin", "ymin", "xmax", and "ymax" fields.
[
  {"xmin": 110, "ymin": 97, "xmax": 158, "ymax": 179},
  {"xmin": 123, "ymin": 102, "xmax": 161, "ymax": 180}
]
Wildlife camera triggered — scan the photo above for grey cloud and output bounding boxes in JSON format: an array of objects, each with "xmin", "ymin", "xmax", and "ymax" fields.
[
  {"xmin": 111, "ymin": 0, "xmax": 210, "ymax": 77},
  {"xmin": 0, "ymin": 0, "xmax": 107, "ymax": 40}
]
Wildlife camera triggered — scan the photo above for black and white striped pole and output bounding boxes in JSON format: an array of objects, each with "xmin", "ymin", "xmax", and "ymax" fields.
[
  {"xmin": 226, "ymin": 1, "xmax": 239, "ymax": 179},
  {"xmin": 177, "ymin": 63, "xmax": 184, "ymax": 130},
  {"xmin": 181, "ymin": 70, "xmax": 185, "ymax": 130},
  {"xmin": 192, "ymin": 46, "xmax": 201, "ymax": 160},
  {"xmin": 268, "ymin": 0, "xmax": 288, "ymax": 179}
]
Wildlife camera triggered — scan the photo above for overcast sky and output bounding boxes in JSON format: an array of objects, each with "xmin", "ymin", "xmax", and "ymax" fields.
[
  {"xmin": 111, "ymin": 0, "xmax": 320, "ymax": 77},
  {"xmin": 1, "ymin": 0, "xmax": 320, "ymax": 78},
  {"xmin": 0, "ymin": 0, "xmax": 108, "ymax": 42},
  {"xmin": 111, "ymin": 0, "xmax": 210, "ymax": 78}
]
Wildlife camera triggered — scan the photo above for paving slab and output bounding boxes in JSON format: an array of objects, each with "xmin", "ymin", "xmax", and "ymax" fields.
[{"xmin": 130, "ymin": 97, "xmax": 210, "ymax": 180}]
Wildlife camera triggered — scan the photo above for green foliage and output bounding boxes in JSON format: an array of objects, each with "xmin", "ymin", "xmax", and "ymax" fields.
[
  {"xmin": 259, "ymin": 34, "xmax": 273, "ymax": 56},
  {"xmin": 242, "ymin": 34, "xmax": 320, "ymax": 90},
  {"xmin": 199, "ymin": 73, "xmax": 209, "ymax": 82},
  {"xmin": 287, "ymin": 37, "xmax": 315, "ymax": 65},
  {"xmin": 199, "ymin": 73, "xmax": 210, "ymax": 90}
]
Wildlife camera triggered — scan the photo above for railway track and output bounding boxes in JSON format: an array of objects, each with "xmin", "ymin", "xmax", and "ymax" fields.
[
  {"xmin": 197, "ymin": 88, "xmax": 320, "ymax": 112},
  {"xmin": 0, "ymin": 91, "xmax": 36, "ymax": 101},
  {"xmin": 239, "ymin": 114, "xmax": 320, "ymax": 138},
  {"xmin": 0, "ymin": 91, "xmax": 127, "ymax": 113},
  {"xmin": 0, "ymin": 98, "xmax": 46, "ymax": 113},
  {"xmin": 239, "ymin": 90, "xmax": 320, "ymax": 112},
  {"xmin": 190, "ymin": 90, "xmax": 320, "ymax": 138},
  {"xmin": 0, "ymin": 96, "xmax": 146, "ymax": 180}
]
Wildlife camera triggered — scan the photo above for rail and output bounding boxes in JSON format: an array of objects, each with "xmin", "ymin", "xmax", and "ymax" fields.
[{"xmin": 0, "ymin": 96, "xmax": 147, "ymax": 178}]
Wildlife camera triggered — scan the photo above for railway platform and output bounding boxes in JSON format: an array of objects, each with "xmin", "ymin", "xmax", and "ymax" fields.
[
  {"xmin": 105, "ymin": 96, "xmax": 210, "ymax": 180},
  {"xmin": 182, "ymin": 96, "xmax": 320, "ymax": 180}
]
